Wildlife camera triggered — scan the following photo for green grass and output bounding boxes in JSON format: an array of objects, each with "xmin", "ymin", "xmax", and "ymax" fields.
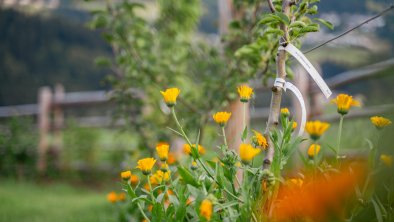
[{"xmin": 0, "ymin": 180, "xmax": 115, "ymax": 222}]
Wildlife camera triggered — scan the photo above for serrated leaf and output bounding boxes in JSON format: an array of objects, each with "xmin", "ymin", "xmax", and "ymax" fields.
[{"xmin": 314, "ymin": 18, "xmax": 334, "ymax": 30}]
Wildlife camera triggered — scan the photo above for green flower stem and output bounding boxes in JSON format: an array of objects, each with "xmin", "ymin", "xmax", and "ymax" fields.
[
  {"xmin": 147, "ymin": 175, "xmax": 155, "ymax": 203},
  {"xmin": 127, "ymin": 183, "xmax": 150, "ymax": 222},
  {"xmin": 221, "ymin": 126, "xmax": 228, "ymax": 148},
  {"xmin": 171, "ymin": 107, "xmax": 192, "ymax": 146},
  {"xmin": 196, "ymin": 158, "xmax": 243, "ymax": 203},
  {"xmin": 171, "ymin": 107, "xmax": 243, "ymax": 203},
  {"xmin": 336, "ymin": 115, "xmax": 344, "ymax": 163},
  {"xmin": 138, "ymin": 203, "xmax": 150, "ymax": 222},
  {"xmin": 243, "ymin": 102, "xmax": 247, "ymax": 131}
]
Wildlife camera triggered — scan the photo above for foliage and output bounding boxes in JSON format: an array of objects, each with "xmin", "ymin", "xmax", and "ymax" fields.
[
  {"xmin": 0, "ymin": 8, "xmax": 110, "ymax": 106},
  {"xmin": 0, "ymin": 117, "xmax": 37, "ymax": 178}
]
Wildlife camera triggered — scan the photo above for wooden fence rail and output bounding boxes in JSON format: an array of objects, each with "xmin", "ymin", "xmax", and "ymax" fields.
[{"xmin": 0, "ymin": 58, "xmax": 393, "ymax": 173}]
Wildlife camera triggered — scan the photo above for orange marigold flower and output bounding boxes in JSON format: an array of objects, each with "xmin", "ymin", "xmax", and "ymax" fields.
[
  {"xmin": 370, "ymin": 116, "xmax": 392, "ymax": 130},
  {"xmin": 156, "ymin": 142, "xmax": 169, "ymax": 161},
  {"xmin": 183, "ymin": 144, "xmax": 206, "ymax": 156},
  {"xmin": 160, "ymin": 88, "xmax": 180, "ymax": 107},
  {"xmin": 117, "ymin": 193, "xmax": 126, "ymax": 202},
  {"xmin": 239, "ymin": 143, "xmax": 261, "ymax": 164},
  {"xmin": 129, "ymin": 174, "xmax": 139, "ymax": 185},
  {"xmin": 212, "ymin": 111, "xmax": 231, "ymax": 126},
  {"xmin": 120, "ymin": 170, "xmax": 132, "ymax": 180},
  {"xmin": 107, "ymin": 191, "xmax": 118, "ymax": 203},
  {"xmin": 252, "ymin": 130, "xmax": 268, "ymax": 150},
  {"xmin": 305, "ymin": 121, "xmax": 330, "ymax": 140},
  {"xmin": 200, "ymin": 199, "xmax": 213, "ymax": 221},
  {"xmin": 307, "ymin": 144, "xmax": 321, "ymax": 158},
  {"xmin": 167, "ymin": 152, "xmax": 177, "ymax": 165},
  {"xmin": 237, "ymin": 84, "xmax": 254, "ymax": 102},
  {"xmin": 136, "ymin": 158, "xmax": 156, "ymax": 175},
  {"xmin": 331, "ymin": 93, "xmax": 360, "ymax": 115}
]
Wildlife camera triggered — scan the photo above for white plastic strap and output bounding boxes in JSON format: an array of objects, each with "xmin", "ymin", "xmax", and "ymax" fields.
[
  {"xmin": 274, "ymin": 78, "xmax": 306, "ymax": 136},
  {"xmin": 278, "ymin": 43, "xmax": 332, "ymax": 98},
  {"xmin": 284, "ymin": 82, "xmax": 306, "ymax": 136}
]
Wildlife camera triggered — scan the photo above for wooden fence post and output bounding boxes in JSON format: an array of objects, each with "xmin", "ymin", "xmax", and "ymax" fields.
[
  {"xmin": 37, "ymin": 87, "xmax": 52, "ymax": 174},
  {"xmin": 53, "ymin": 84, "xmax": 64, "ymax": 169}
]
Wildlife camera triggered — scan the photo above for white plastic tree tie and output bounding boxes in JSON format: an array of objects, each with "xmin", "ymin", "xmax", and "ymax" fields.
[
  {"xmin": 278, "ymin": 43, "xmax": 332, "ymax": 98},
  {"xmin": 274, "ymin": 78, "xmax": 306, "ymax": 136}
]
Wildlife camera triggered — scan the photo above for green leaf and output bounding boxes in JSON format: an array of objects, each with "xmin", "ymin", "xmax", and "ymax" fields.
[
  {"xmin": 275, "ymin": 12, "xmax": 290, "ymax": 25},
  {"xmin": 307, "ymin": 5, "xmax": 318, "ymax": 15},
  {"xmin": 372, "ymin": 197, "xmax": 384, "ymax": 222},
  {"xmin": 241, "ymin": 126, "xmax": 248, "ymax": 142},
  {"xmin": 265, "ymin": 28, "xmax": 284, "ymax": 36},
  {"xmin": 314, "ymin": 18, "xmax": 334, "ymax": 30},
  {"xmin": 258, "ymin": 15, "xmax": 279, "ymax": 25},
  {"xmin": 177, "ymin": 166, "xmax": 201, "ymax": 188},
  {"xmin": 289, "ymin": 21, "xmax": 307, "ymax": 29},
  {"xmin": 300, "ymin": 24, "xmax": 319, "ymax": 33}
]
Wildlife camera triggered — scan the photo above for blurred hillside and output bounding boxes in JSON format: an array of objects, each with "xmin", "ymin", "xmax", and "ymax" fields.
[{"xmin": 0, "ymin": 0, "xmax": 393, "ymax": 105}]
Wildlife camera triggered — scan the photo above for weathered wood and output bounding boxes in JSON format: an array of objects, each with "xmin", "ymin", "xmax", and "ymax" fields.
[
  {"xmin": 52, "ymin": 84, "xmax": 65, "ymax": 169},
  {"xmin": 37, "ymin": 87, "xmax": 52, "ymax": 174}
]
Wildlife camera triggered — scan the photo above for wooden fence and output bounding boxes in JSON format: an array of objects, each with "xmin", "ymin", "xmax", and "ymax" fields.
[{"xmin": 0, "ymin": 58, "xmax": 394, "ymax": 173}]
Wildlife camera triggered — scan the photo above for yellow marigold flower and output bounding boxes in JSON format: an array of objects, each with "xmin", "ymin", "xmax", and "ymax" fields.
[
  {"xmin": 237, "ymin": 84, "xmax": 253, "ymax": 102},
  {"xmin": 200, "ymin": 199, "xmax": 213, "ymax": 221},
  {"xmin": 136, "ymin": 157, "xmax": 156, "ymax": 175},
  {"xmin": 305, "ymin": 121, "xmax": 330, "ymax": 140},
  {"xmin": 144, "ymin": 183, "xmax": 150, "ymax": 191},
  {"xmin": 148, "ymin": 204, "xmax": 153, "ymax": 212},
  {"xmin": 281, "ymin": 108, "xmax": 290, "ymax": 117},
  {"xmin": 191, "ymin": 161, "xmax": 198, "ymax": 170},
  {"xmin": 307, "ymin": 144, "xmax": 321, "ymax": 158},
  {"xmin": 167, "ymin": 152, "xmax": 177, "ymax": 165},
  {"xmin": 287, "ymin": 178, "xmax": 304, "ymax": 187},
  {"xmin": 120, "ymin": 170, "xmax": 132, "ymax": 180},
  {"xmin": 239, "ymin": 143, "xmax": 261, "ymax": 164},
  {"xmin": 107, "ymin": 191, "xmax": 118, "ymax": 203},
  {"xmin": 252, "ymin": 130, "xmax": 268, "ymax": 150},
  {"xmin": 380, "ymin": 154, "xmax": 393, "ymax": 167},
  {"xmin": 183, "ymin": 144, "xmax": 206, "ymax": 156},
  {"xmin": 117, "ymin": 193, "xmax": 126, "ymax": 202},
  {"xmin": 331, "ymin": 93, "xmax": 360, "ymax": 115},
  {"xmin": 129, "ymin": 174, "xmax": 139, "ymax": 185},
  {"xmin": 156, "ymin": 142, "xmax": 169, "ymax": 161},
  {"xmin": 212, "ymin": 111, "xmax": 231, "ymax": 126},
  {"xmin": 160, "ymin": 88, "xmax": 180, "ymax": 107},
  {"xmin": 292, "ymin": 122, "xmax": 298, "ymax": 130},
  {"xmin": 370, "ymin": 116, "xmax": 392, "ymax": 130},
  {"xmin": 150, "ymin": 170, "xmax": 171, "ymax": 185}
]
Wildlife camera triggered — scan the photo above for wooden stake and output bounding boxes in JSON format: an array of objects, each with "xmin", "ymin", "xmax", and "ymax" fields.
[{"xmin": 37, "ymin": 87, "xmax": 52, "ymax": 174}]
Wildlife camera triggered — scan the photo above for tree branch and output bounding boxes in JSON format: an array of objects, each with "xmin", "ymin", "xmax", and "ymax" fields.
[
  {"xmin": 266, "ymin": 0, "xmax": 276, "ymax": 13},
  {"xmin": 263, "ymin": 0, "xmax": 291, "ymax": 170}
]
